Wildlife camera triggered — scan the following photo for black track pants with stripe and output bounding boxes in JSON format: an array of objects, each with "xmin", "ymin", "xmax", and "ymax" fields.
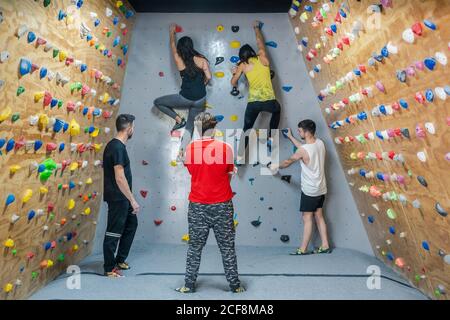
[
  {"xmin": 184, "ymin": 200, "xmax": 241, "ymax": 290},
  {"xmin": 103, "ymin": 200, "xmax": 138, "ymax": 273}
]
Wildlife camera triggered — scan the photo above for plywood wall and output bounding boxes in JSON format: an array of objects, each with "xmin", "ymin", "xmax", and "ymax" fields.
[
  {"xmin": 0, "ymin": 0, "xmax": 135, "ymax": 299},
  {"xmin": 289, "ymin": 0, "xmax": 449, "ymax": 299}
]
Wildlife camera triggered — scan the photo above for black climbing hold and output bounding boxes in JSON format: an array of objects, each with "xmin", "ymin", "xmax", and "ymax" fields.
[
  {"xmin": 435, "ymin": 202, "xmax": 448, "ymax": 217},
  {"xmin": 401, "ymin": 128, "xmax": 410, "ymax": 139},
  {"xmin": 231, "ymin": 26, "xmax": 239, "ymax": 33},
  {"xmin": 252, "ymin": 162, "xmax": 260, "ymax": 167},
  {"xmin": 281, "ymin": 175, "xmax": 292, "ymax": 183},
  {"xmin": 268, "ymin": 207, "xmax": 273, "ymax": 210},
  {"xmin": 231, "ymin": 86, "xmax": 240, "ymax": 96},
  {"xmin": 438, "ymin": 249, "xmax": 446, "ymax": 257},
  {"xmin": 215, "ymin": 57, "xmax": 224, "ymax": 65},
  {"xmin": 417, "ymin": 176, "xmax": 428, "ymax": 187},
  {"xmin": 251, "ymin": 217, "xmax": 262, "ymax": 227},
  {"xmin": 280, "ymin": 235, "xmax": 290, "ymax": 243},
  {"xmin": 270, "ymin": 70, "xmax": 275, "ymax": 79}
]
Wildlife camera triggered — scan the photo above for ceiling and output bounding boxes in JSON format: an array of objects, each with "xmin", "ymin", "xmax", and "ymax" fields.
[{"xmin": 127, "ymin": 0, "xmax": 292, "ymax": 13}]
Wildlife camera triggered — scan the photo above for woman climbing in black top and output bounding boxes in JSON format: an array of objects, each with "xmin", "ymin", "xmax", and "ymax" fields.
[{"xmin": 154, "ymin": 24, "xmax": 212, "ymax": 142}]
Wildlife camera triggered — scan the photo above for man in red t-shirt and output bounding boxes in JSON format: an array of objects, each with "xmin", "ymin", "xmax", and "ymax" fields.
[{"xmin": 176, "ymin": 112, "xmax": 245, "ymax": 294}]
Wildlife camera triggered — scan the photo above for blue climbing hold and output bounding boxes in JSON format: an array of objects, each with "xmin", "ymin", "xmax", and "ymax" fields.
[
  {"xmin": 93, "ymin": 108, "xmax": 101, "ymax": 117},
  {"xmin": 38, "ymin": 164, "xmax": 45, "ymax": 173},
  {"xmin": 368, "ymin": 216, "xmax": 375, "ymax": 223},
  {"xmin": 376, "ymin": 131, "xmax": 384, "ymax": 140},
  {"xmin": 424, "ymin": 57, "xmax": 436, "ymax": 71},
  {"xmin": 39, "ymin": 67, "xmax": 47, "ymax": 79},
  {"xmin": 80, "ymin": 64, "xmax": 87, "ymax": 72},
  {"xmin": 87, "ymin": 34, "xmax": 93, "ymax": 41},
  {"xmin": 301, "ymin": 39, "xmax": 308, "ymax": 47},
  {"xmin": 53, "ymin": 119, "xmax": 64, "ymax": 132},
  {"xmin": 386, "ymin": 253, "xmax": 394, "ymax": 261},
  {"xmin": 379, "ymin": 105, "xmax": 387, "ymax": 115},
  {"xmin": 0, "ymin": 138, "xmax": 5, "ymax": 149},
  {"xmin": 339, "ymin": 9, "xmax": 347, "ymax": 18},
  {"xmin": 281, "ymin": 129, "xmax": 289, "ymax": 138},
  {"xmin": 214, "ymin": 115, "xmax": 224, "ymax": 122},
  {"xmin": 117, "ymin": 58, "xmax": 122, "ymax": 66},
  {"xmin": 125, "ymin": 10, "xmax": 134, "ymax": 19},
  {"xmin": 399, "ymin": 99, "xmax": 408, "ymax": 109},
  {"xmin": 357, "ymin": 112, "xmax": 367, "ymax": 120},
  {"xmin": 69, "ymin": 181, "xmax": 76, "ymax": 189},
  {"xmin": 50, "ymin": 98, "xmax": 58, "ymax": 108},
  {"xmin": 34, "ymin": 140, "xmax": 43, "ymax": 151},
  {"xmin": 5, "ymin": 194, "xmax": 15, "ymax": 206},
  {"xmin": 305, "ymin": 5, "xmax": 313, "ymax": 12},
  {"xmin": 63, "ymin": 122, "xmax": 69, "ymax": 132},
  {"xmin": 88, "ymin": 126, "xmax": 95, "ymax": 134},
  {"xmin": 359, "ymin": 169, "xmax": 366, "ymax": 177},
  {"xmin": 122, "ymin": 44, "xmax": 129, "ymax": 55},
  {"xmin": 59, "ymin": 142, "xmax": 65, "ymax": 152},
  {"xmin": 19, "ymin": 58, "xmax": 32, "ymax": 76},
  {"xmin": 423, "ymin": 19, "xmax": 437, "ymax": 30},
  {"xmin": 27, "ymin": 31, "xmax": 36, "ymax": 43},
  {"xmin": 6, "ymin": 139, "xmax": 15, "ymax": 152},
  {"xmin": 313, "ymin": 65, "xmax": 320, "ymax": 73},
  {"xmin": 282, "ymin": 86, "xmax": 293, "ymax": 92},
  {"xmin": 67, "ymin": 232, "xmax": 73, "ymax": 241},
  {"xmin": 75, "ymin": 0, "xmax": 84, "ymax": 9},
  {"xmin": 345, "ymin": 117, "xmax": 351, "ymax": 124},
  {"xmin": 113, "ymin": 16, "xmax": 119, "ymax": 25},
  {"xmin": 94, "ymin": 19, "xmax": 100, "ymax": 27},
  {"xmin": 318, "ymin": 95, "xmax": 324, "ymax": 101},
  {"xmin": 381, "ymin": 46, "xmax": 389, "ymax": 58},
  {"xmin": 389, "ymin": 226, "xmax": 396, "ymax": 234},
  {"xmin": 353, "ymin": 69, "xmax": 361, "ymax": 76},
  {"xmin": 265, "ymin": 41, "xmax": 277, "ymax": 48},
  {"xmin": 113, "ymin": 36, "xmax": 120, "ymax": 47},
  {"xmin": 230, "ymin": 56, "xmax": 239, "ymax": 63},
  {"xmin": 82, "ymin": 107, "xmax": 89, "ymax": 116},
  {"xmin": 44, "ymin": 242, "xmax": 52, "ymax": 251},
  {"xmin": 376, "ymin": 172, "xmax": 384, "ymax": 181},
  {"xmin": 425, "ymin": 89, "xmax": 434, "ymax": 102},
  {"xmin": 422, "ymin": 241, "xmax": 430, "ymax": 251},
  {"xmin": 28, "ymin": 210, "xmax": 36, "ymax": 221},
  {"xmin": 57, "ymin": 10, "xmax": 66, "ymax": 21},
  {"xmin": 103, "ymin": 49, "xmax": 109, "ymax": 56},
  {"xmin": 445, "ymin": 86, "xmax": 450, "ymax": 96},
  {"xmin": 330, "ymin": 24, "xmax": 337, "ymax": 33}
]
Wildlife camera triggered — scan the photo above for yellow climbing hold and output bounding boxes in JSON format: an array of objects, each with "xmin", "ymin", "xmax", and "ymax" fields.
[
  {"xmin": 116, "ymin": 1, "xmax": 123, "ymax": 8},
  {"xmin": 72, "ymin": 244, "xmax": 79, "ymax": 252},
  {"xmin": 234, "ymin": 220, "xmax": 239, "ymax": 228},
  {"xmin": 69, "ymin": 119, "xmax": 80, "ymax": 136},
  {"xmin": 83, "ymin": 207, "xmax": 91, "ymax": 215},
  {"xmin": 9, "ymin": 165, "xmax": 21, "ymax": 174},
  {"xmin": 34, "ymin": 92, "xmax": 45, "ymax": 103},
  {"xmin": 170, "ymin": 160, "xmax": 177, "ymax": 167},
  {"xmin": 4, "ymin": 238, "xmax": 14, "ymax": 248},
  {"xmin": 214, "ymin": 130, "xmax": 224, "ymax": 137},
  {"xmin": 205, "ymin": 102, "xmax": 213, "ymax": 109},
  {"xmin": 230, "ymin": 115, "xmax": 238, "ymax": 122},
  {"xmin": 67, "ymin": 199, "xmax": 75, "ymax": 210},
  {"xmin": 66, "ymin": 14, "xmax": 74, "ymax": 26},
  {"xmin": 38, "ymin": 114, "xmax": 49, "ymax": 130},
  {"xmin": 59, "ymin": 50, "xmax": 67, "ymax": 62},
  {"xmin": 22, "ymin": 189, "xmax": 33, "ymax": 203},
  {"xmin": 216, "ymin": 25, "xmax": 224, "ymax": 32},
  {"xmin": 230, "ymin": 41, "xmax": 241, "ymax": 49},
  {"xmin": 69, "ymin": 162, "xmax": 79, "ymax": 172},
  {"xmin": 181, "ymin": 234, "xmax": 190, "ymax": 242},
  {"xmin": 3, "ymin": 283, "xmax": 13, "ymax": 293},
  {"xmin": 101, "ymin": 92, "xmax": 110, "ymax": 104},
  {"xmin": 90, "ymin": 127, "xmax": 100, "ymax": 138},
  {"xmin": 214, "ymin": 72, "xmax": 225, "ymax": 78},
  {"xmin": 93, "ymin": 143, "xmax": 103, "ymax": 152},
  {"xmin": 47, "ymin": 259, "xmax": 54, "ymax": 268},
  {"xmin": 86, "ymin": 177, "xmax": 93, "ymax": 185},
  {"xmin": 0, "ymin": 106, "xmax": 12, "ymax": 122},
  {"xmin": 39, "ymin": 186, "xmax": 49, "ymax": 195},
  {"xmin": 350, "ymin": 153, "xmax": 357, "ymax": 160}
]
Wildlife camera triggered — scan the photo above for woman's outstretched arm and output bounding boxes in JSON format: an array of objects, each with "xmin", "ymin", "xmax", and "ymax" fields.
[
  {"xmin": 253, "ymin": 20, "xmax": 270, "ymax": 66},
  {"xmin": 169, "ymin": 24, "xmax": 184, "ymax": 70}
]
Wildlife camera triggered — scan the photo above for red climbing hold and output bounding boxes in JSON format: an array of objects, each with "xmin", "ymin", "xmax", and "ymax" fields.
[
  {"xmin": 47, "ymin": 202, "xmax": 55, "ymax": 213},
  {"xmin": 175, "ymin": 25, "xmax": 183, "ymax": 33},
  {"xmin": 46, "ymin": 143, "xmax": 57, "ymax": 152},
  {"xmin": 140, "ymin": 190, "xmax": 148, "ymax": 198},
  {"xmin": 170, "ymin": 205, "xmax": 176, "ymax": 211},
  {"xmin": 159, "ymin": 71, "xmax": 164, "ymax": 77},
  {"xmin": 154, "ymin": 219, "xmax": 163, "ymax": 226}
]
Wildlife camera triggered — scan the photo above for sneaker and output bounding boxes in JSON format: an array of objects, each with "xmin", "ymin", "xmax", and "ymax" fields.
[
  {"xmin": 289, "ymin": 248, "xmax": 312, "ymax": 256},
  {"xmin": 105, "ymin": 267, "xmax": 124, "ymax": 278},
  {"xmin": 314, "ymin": 246, "xmax": 333, "ymax": 254},
  {"xmin": 117, "ymin": 262, "xmax": 130, "ymax": 270},
  {"xmin": 232, "ymin": 286, "xmax": 246, "ymax": 293},
  {"xmin": 172, "ymin": 118, "xmax": 186, "ymax": 131},
  {"xmin": 175, "ymin": 286, "xmax": 195, "ymax": 294}
]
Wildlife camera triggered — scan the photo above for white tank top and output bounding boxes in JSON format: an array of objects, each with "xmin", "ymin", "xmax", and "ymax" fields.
[{"xmin": 300, "ymin": 139, "xmax": 327, "ymax": 197}]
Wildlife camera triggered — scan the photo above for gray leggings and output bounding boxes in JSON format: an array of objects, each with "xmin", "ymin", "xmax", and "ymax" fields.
[{"xmin": 154, "ymin": 94, "xmax": 206, "ymax": 137}]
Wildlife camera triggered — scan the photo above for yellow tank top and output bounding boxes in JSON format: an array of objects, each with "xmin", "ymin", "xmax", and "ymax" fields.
[{"xmin": 245, "ymin": 57, "xmax": 276, "ymax": 103}]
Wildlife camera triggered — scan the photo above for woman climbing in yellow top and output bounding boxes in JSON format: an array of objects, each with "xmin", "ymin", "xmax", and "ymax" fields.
[{"xmin": 231, "ymin": 20, "xmax": 281, "ymax": 164}]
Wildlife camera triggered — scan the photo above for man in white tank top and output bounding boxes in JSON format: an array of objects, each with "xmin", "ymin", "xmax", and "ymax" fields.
[{"xmin": 269, "ymin": 120, "xmax": 331, "ymax": 255}]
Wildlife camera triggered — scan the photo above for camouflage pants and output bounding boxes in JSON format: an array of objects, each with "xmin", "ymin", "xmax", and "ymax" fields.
[{"xmin": 184, "ymin": 200, "xmax": 241, "ymax": 290}]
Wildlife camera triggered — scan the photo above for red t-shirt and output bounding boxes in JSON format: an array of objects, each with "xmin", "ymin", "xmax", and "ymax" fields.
[{"xmin": 184, "ymin": 138, "xmax": 235, "ymax": 204}]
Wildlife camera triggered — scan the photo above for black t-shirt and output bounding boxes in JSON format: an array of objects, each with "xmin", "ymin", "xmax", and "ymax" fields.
[{"xmin": 103, "ymin": 138, "xmax": 132, "ymax": 202}]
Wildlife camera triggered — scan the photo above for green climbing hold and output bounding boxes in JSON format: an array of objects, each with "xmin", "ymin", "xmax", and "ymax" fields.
[
  {"xmin": 43, "ymin": 0, "xmax": 51, "ymax": 8},
  {"xmin": 17, "ymin": 86, "xmax": 25, "ymax": 96},
  {"xmin": 95, "ymin": 44, "xmax": 100, "ymax": 50},
  {"xmin": 58, "ymin": 184, "xmax": 62, "ymax": 190},
  {"xmin": 119, "ymin": 6, "xmax": 127, "ymax": 14},
  {"xmin": 57, "ymin": 253, "xmax": 65, "ymax": 262},
  {"xmin": 53, "ymin": 49, "xmax": 59, "ymax": 58},
  {"xmin": 49, "ymin": 213, "xmax": 55, "ymax": 220},
  {"xmin": 57, "ymin": 100, "xmax": 63, "ymax": 108},
  {"xmin": 31, "ymin": 271, "xmax": 39, "ymax": 279},
  {"xmin": 70, "ymin": 82, "xmax": 82, "ymax": 93},
  {"xmin": 387, "ymin": 208, "xmax": 397, "ymax": 219},
  {"xmin": 11, "ymin": 113, "xmax": 20, "ymax": 123},
  {"xmin": 106, "ymin": 31, "xmax": 112, "ymax": 37},
  {"xmin": 434, "ymin": 289, "xmax": 441, "ymax": 297},
  {"xmin": 408, "ymin": 170, "xmax": 413, "ymax": 177},
  {"xmin": 12, "ymin": 249, "xmax": 17, "ymax": 256}
]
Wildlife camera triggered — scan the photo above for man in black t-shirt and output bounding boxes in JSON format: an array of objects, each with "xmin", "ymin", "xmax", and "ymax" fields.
[{"xmin": 102, "ymin": 114, "xmax": 140, "ymax": 277}]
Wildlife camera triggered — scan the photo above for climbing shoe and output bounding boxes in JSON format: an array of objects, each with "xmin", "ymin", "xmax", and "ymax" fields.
[
  {"xmin": 171, "ymin": 118, "xmax": 186, "ymax": 131},
  {"xmin": 231, "ymin": 286, "xmax": 246, "ymax": 293},
  {"xmin": 117, "ymin": 262, "xmax": 130, "ymax": 270},
  {"xmin": 105, "ymin": 267, "xmax": 124, "ymax": 278},
  {"xmin": 289, "ymin": 248, "xmax": 312, "ymax": 256},
  {"xmin": 175, "ymin": 286, "xmax": 195, "ymax": 294},
  {"xmin": 314, "ymin": 247, "xmax": 333, "ymax": 254}
]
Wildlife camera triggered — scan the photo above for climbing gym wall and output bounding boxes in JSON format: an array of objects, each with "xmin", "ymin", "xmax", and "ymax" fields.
[
  {"xmin": 0, "ymin": 0, "xmax": 135, "ymax": 299},
  {"xmin": 96, "ymin": 12, "xmax": 372, "ymax": 255},
  {"xmin": 289, "ymin": 0, "xmax": 449, "ymax": 299}
]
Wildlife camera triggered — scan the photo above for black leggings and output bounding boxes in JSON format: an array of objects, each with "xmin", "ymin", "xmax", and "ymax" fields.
[{"xmin": 242, "ymin": 99, "xmax": 281, "ymax": 150}]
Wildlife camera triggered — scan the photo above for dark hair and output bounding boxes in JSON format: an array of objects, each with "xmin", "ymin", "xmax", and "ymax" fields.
[
  {"xmin": 298, "ymin": 119, "xmax": 316, "ymax": 135},
  {"xmin": 116, "ymin": 114, "xmax": 135, "ymax": 132},
  {"xmin": 177, "ymin": 36, "xmax": 207, "ymax": 79},
  {"xmin": 195, "ymin": 112, "xmax": 218, "ymax": 135},
  {"xmin": 238, "ymin": 44, "xmax": 257, "ymax": 64}
]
